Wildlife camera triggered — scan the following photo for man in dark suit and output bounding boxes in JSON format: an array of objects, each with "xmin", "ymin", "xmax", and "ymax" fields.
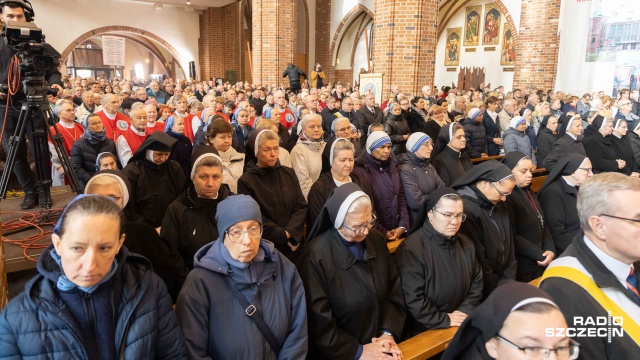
[{"xmin": 356, "ymin": 94, "xmax": 383, "ymax": 148}]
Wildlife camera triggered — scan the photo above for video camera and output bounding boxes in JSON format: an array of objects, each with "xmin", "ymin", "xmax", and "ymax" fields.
[{"xmin": 1, "ymin": 21, "xmax": 59, "ymax": 73}]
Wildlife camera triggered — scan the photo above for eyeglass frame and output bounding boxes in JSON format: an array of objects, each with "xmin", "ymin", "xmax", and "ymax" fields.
[
  {"xmin": 432, "ymin": 208, "xmax": 467, "ymax": 222},
  {"xmin": 490, "ymin": 181, "xmax": 512, "ymax": 197},
  {"xmin": 599, "ymin": 214, "xmax": 640, "ymax": 225},
  {"xmin": 496, "ymin": 334, "xmax": 580, "ymax": 360},
  {"xmin": 225, "ymin": 224, "xmax": 264, "ymax": 242},
  {"xmin": 341, "ymin": 213, "xmax": 377, "ymax": 234}
]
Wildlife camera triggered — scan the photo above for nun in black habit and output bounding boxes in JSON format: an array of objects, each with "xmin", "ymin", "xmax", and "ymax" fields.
[
  {"xmin": 452, "ymin": 160, "xmax": 518, "ymax": 299},
  {"xmin": 441, "ymin": 281, "xmax": 578, "ymax": 360},
  {"xmin": 542, "ymin": 114, "xmax": 586, "ymax": 171},
  {"xmin": 431, "ymin": 122, "xmax": 474, "ymax": 186},
  {"xmin": 536, "ymin": 115, "xmax": 560, "ymax": 167},
  {"xmin": 609, "ymin": 118, "xmax": 640, "ymax": 176},
  {"xmin": 297, "ymin": 183, "xmax": 405, "ymax": 360},
  {"xmin": 395, "ymin": 187, "xmax": 483, "ymax": 336},
  {"xmin": 502, "ymin": 152, "xmax": 556, "ymax": 282},
  {"xmin": 582, "ymin": 115, "xmax": 624, "ymax": 174},
  {"xmin": 122, "ymin": 131, "xmax": 186, "ymax": 228},
  {"xmin": 537, "ymin": 153, "xmax": 592, "ymax": 256}
]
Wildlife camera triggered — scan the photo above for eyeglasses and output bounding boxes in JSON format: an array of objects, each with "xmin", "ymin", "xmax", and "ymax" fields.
[
  {"xmin": 599, "ymin": 214, "xmax": 640, "ymax": 225},
  {"xmin": 578, "ymin": 167, "xmax": 593, "ymax": 174},
  {"xmin": 343, "ymin": 102, "xmax": 354, "ymax": 106},
  {"xmin": 496, "ymin": 335, "xmax": 580, "ymax": 360},
  {"xmin": 225, "ymin": 225, "xmax": 263, "ymax": 241},
  {"xmin": 433, "ymin": 208, "xmax": 466, "ymax": 222},
  {"xmin": 342, "ymin": 214, "xmax": 377, "ymax": 234},
  {"xmin": 490, "ymin": 182, "xmax": 512, "ymax": 197}
]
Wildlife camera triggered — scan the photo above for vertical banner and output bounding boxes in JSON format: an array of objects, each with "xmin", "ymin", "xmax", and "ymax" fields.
[{"xmin": 102, "ymin": 36, "xmax": 125, "ymax": 67}]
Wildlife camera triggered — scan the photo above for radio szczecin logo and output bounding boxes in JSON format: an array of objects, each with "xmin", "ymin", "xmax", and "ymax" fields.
[{"xmin": 545, "ymin": 312, "xmax": 623, "ymax": 343}]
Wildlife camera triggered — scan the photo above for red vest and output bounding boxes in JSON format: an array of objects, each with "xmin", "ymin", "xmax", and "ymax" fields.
[
  {"xmin": 175, "ymin": 112, "xmax": 196, "ymax": 143},
  {"xmin": 121, "ymin": 128, "xmax": 147, "ymax": 156},
  {"xmin": 97, "ymin": 111, "xmax": 131, "ymax": 140},
  {"xmin": 146, "ymin": 122, "xmax": 165, "ymax": 135},
  {"xmin": 49, "ymin": 122, "xmax": 84, "ymax": 154},
  {"xmin": 279, "ymin": 108, "xmax": 296, "ymax": 130}
]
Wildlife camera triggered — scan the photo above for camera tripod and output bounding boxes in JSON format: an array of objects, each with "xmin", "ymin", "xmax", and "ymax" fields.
[{"xmin": 0, "ymin": 72, "xmax": 81, "ymax": 209}]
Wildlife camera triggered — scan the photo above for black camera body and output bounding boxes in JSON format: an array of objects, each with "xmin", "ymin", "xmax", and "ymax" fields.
[{"xmin": 2, "ymin": 21, "xmax": 59, "ymax": 73}]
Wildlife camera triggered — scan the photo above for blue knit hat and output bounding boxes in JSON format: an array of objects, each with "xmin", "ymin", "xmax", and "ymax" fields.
[
  {"xmin": 215, "ymin": 195, "xmax": 263, "ymax": 237},
  {"xmin": 407, "ymin": 132, "xmax": 432, "ymax": 153},
  {"xmin": 365, "ymin": 131, "xmax": 391, "ymax": 154},
  {"xmin": 468, "ymin": 107, "xmax": 482, "ymax": 120}
]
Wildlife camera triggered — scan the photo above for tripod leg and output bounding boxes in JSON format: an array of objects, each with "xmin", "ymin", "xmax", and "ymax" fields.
[
  {"xmin": 28, "ymin": 106, "xmax": 54, "ymax": 209},
  {"xmin": 0, "ymin": 107, "xmax": 29, "ymax": 199}
]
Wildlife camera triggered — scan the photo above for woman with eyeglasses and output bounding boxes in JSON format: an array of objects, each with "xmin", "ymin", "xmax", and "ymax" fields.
[
  {"xmin": 397, "ymin": 132, "xmax": 445, "ymax": 226},
  {"xmin": 441, "ymin": 281, "xmax": 579, "ymax": 360},
  {"xmin": 298, "ymin": 183, "xmax": 405, "ymax": 360},
  {"xmin": 160, "ymin": 146, "xmax": 231, "ymax": 293},
  {"xmin": 395, "ymin": 187, "xmax": 482, "ymax": 335},
  {"xmin": 176, "ymin": 195, "xmax": 308, "ymax": 359},
  {"xmin": 452, "ymin": 160, "xmax": 518, "ymax": 299},
  {"xmin": 502, "ymin": 152, "xmax": 556, "ymax": 282},
  {"xmin": 609, "ymin": 118, "xmax": 640, "ymax": 177},
  {"xmin": 538, "ymin": 154, "xmax": 592, "ymax": 255}
]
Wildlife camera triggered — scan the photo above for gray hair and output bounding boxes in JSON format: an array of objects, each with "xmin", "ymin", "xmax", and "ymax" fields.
[
  {"xmin": 257, "ymin": 129, "xmax": 279, "ymax": 148},
  {"xmin": 346, "ymin": 195, "xmax": 372, "ymax": 215},
  {"xmin": 577, "ymin": 172, "xmax": 640, "ymax": 232},
  {"xmin": 299, "ymin": 113, "xmax": 322, "ymax": 130}
]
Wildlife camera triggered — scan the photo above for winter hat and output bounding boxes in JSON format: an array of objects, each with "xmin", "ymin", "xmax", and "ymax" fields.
[
  {"xmin": 215, "ymin": 195, "xmax": 263, "ymax": 237},
  {"xmin": 365, "ymin": 131, "xmax": 391, "ymax": 154},
  {"xmin": 407, "ymin": 132, "xmax": 432, "ymax": 153}
]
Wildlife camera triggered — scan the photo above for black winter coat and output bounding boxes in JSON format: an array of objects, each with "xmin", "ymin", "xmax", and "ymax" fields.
[
  {"xmin": 356, "ymin": 106, "xmax": 384, "ymax": 148},
  {"xmin": 70, "ymin": 137, "xmax": 119, "ymax": 189},
  {"xmin": 397, "ymin": 152, "xmax": 444, "ymax": 227},
  {"xmin": 628, "ymin": 130, "xmax": 640, "ymax": 170},
  {"xmin": 543, "ymin": 134, "xmax": 586, "ymax": 171},
  {"xmin": 282, "ymin": 64, "xmax": 306, "ymax": 86},
  {"xmin": 536, "ymin": 128, "xmax": 558, "ymax": 168},
  {"xmin": 461, "ymin": 118, "xmax": 487, "ymax": 159},
  {"xmin": 583, "ymin": 127, "xmax": 619, "ymax": 173},
  {"xmin": 122, "ymin": 158, "xmax": 186, "ymax": 228},
  {"xmin": 298, "ymin": 228, "xmax": 406, "ymax": 360},
  {"xmin": 406, "ymin": 108, "xmax": 427, "ymax": 133},
  {"xmin": 237, "ymin": 161, "xmax": 307, "ymax": 262},
  {"xmin": 384, "ymin": 113, "xmax": 411, "ymax": 155},
  {"xmin": 160, "ymin": 184, "xmax": 231, "ymax": 288},
  {"xmin": 506, "ymin": 186, "xmax": 556, "ymax": 281},
  {"xmin": 432, "ymin": 146, "xmax": 474, "ymax": 186},
  {"xmin": 306, "ymin": 171, "xmax": 374, "ymax": 232},
  {"xmin": 610, "ymin": 134, "xmax": 638, "ymax": 175},
  {"xmin": 0, "ymin": 246, "xmax": 187, "ymax": 359},
  {"xmin": 482, "ymin": 112, "xmax": 501, "ymax": 156},
  {"xmin": 320, "ymin": 106, "xmax": 339, "ymax": 140},
  {"xmin": 538, "ymin": 178, "xmax": 580, "ymax": 255},
  {"xmin": 423, "ymin": 119, "xmax": 444, "ymax": 144},
  {"xmin": 456, "ymin": 185, "xmax": 517, "ymax": 299},
  {"xmin": 352, "ymin": 152, "xmax": 410, "ymax": 234},
  {"xmin": 395, "ymin": 221, "xmax": 482, "ymax": 335}
]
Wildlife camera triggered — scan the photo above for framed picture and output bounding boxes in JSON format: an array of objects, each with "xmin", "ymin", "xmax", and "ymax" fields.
[
  {"xmin": 464, "ymin": 5, "xmax": 482, "ymax": 46},
  {"xmin": 500, "ymin": 27, "xmax": 516, "ymax": 66},
  {"xmin": 483, "ymin": 4, "xmax": 501, "ymax": 46},
  {"xmin": 445, "ymin": 28, "xmax": 462, "ymax": 66},
  {"xmin": 359, "ymin": 73, "xmax": 384, "ymax": 105}
]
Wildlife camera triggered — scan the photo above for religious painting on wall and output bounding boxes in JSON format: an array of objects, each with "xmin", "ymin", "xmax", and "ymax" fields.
[
  {"xmin": 483, "ymin": 4, "xmax": 501, "ymax": 45},
  {"xmin": 445, "ymin": 28, "xmax": 462, "ymax": 66},
  {"xmin": 464, "ymin": 5, "xmax": 481, "ymax": 46},
  {"xmin": 359, "ymin": 73, "xmax": 384, "ymax": 105},
  {"xmin": 500, "ymin": 27, "xmax": 516, "ymax": 66}
]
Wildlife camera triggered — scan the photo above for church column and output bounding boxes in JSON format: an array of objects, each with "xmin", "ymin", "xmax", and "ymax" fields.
[
  {"xmin": 252, "ymin": 0, "xmax": 298, "ymax": 85},
  {"xmin": 513, "ymin": 0, "xmax": 561, "ymax": 91},
  {"xmin": 372, "ymin": 0, "xmax": 438, "ymax": 97}
]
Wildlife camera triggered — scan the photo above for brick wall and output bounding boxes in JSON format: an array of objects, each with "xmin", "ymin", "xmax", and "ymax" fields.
[
  {"xmin": 334, "ymin": 69, "xmax": 354, "ymax": 88},
  {"xmin": 199, "ymin": 3, "xmax": 243, "ymax": 81},
  {"xmin": 315, "ymin": 0, "xmax": 334, "ymax": 82},
  {"xmin": 513, "ymin": 0, "xmax": 561, "ymax": 91},
  {"xmin": 372, "ymin": 0, "xmax": 439, "ymax": 96},
  {"xmin": 252, "ymin": 0, "xmax": 297, "ymax": 85}
]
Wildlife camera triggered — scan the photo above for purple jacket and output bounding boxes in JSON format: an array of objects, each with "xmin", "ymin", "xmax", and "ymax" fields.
[{"xmin": 353, "ymin": 152, "xmax": 410, "ymax": 233}]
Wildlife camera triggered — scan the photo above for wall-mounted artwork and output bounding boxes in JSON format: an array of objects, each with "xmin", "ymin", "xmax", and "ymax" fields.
[
  {"xmin": 445, "ymin": 28, "xmax": 462, "ymax": 66},
  {"xmin": 464, "ymin": 5, "xmax": 482, "ymax": 46},
  {"xmin": 359, "ymin": 73, "xmax": 384, "ymax": 105},
  {"xmin": 483, "ymin": 4, "xmax": 501, "ymax": 45},
  {"xmin": 501, "ymin": 27, "xmax": 516, "ymax": 66}
]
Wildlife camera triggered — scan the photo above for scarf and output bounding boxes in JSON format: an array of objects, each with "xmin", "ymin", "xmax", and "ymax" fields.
[
  {"xmin": 411, "ymin": 105, "xmax": 428, "ymax": 119},
  {"xmin": 50, "ymin": 249, "xmax": 118, "ymax": 293},
  {"xmin": 84, "ymin": 128, "xmax": 107, "ymax": 145}
]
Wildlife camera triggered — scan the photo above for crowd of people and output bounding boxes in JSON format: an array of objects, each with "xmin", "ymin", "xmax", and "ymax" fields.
[{"xmin": 2, "ymin": 71, "xmax": 640, "ymax": 360}]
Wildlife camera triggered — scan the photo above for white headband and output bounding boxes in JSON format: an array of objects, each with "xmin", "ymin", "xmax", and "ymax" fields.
[
  {"xmin": 330, "ymin": 138, "xmax": 352, "ymax": 166},
  {"xmin": 254, "ymin": 129, "xmax": 278, "ymax": 156},
  {"xmin": 190, "ymin": 152, "xmax": 223, "ymax": 180},
  {"xmin": 334, "ymin": 191, "xmax": 369, "ymax": 229},
  {"xmin": 511, "ymin": 297, "xmax": 558, "ymax": 312}
]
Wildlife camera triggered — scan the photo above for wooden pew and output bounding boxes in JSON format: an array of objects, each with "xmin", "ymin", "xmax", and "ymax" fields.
[
  {"xmin": 387, "ymin": 238, "xmax": 403, "ymax": 254},
  {"xmin": 530, "ymin": 176, "xmax": 546, "ymax": 193},
  {"xmin": 471, "ymin": 155, "xmax": 504, "ymax": 164},
  {"xmin": 398, "ymin": 327, "xmax": 458, "ymax": 360}
]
